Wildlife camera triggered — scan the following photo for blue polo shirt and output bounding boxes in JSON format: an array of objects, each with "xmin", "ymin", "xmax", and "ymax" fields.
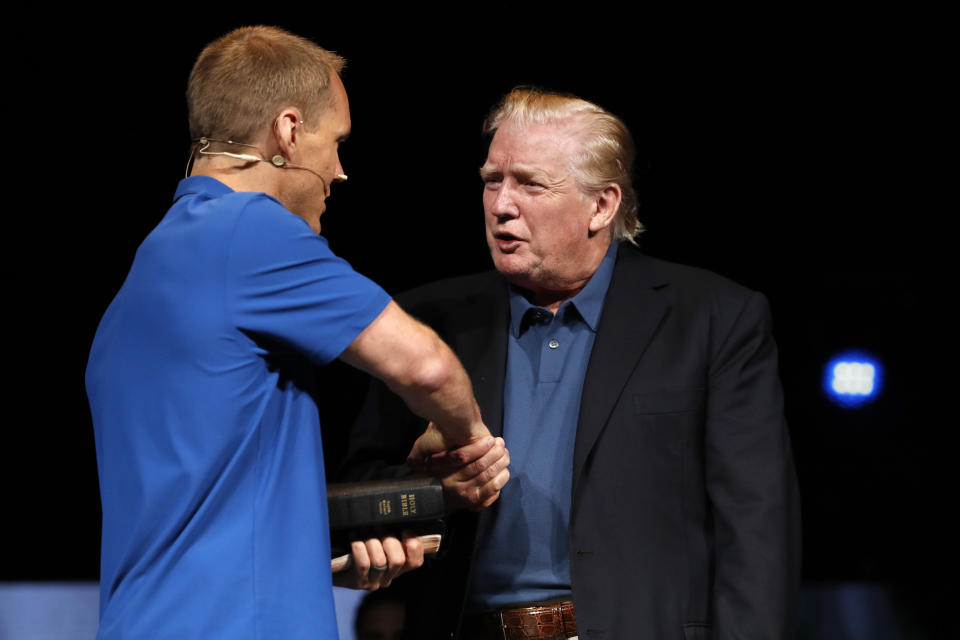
[
  {"xmin": 468, "ymin": 243, "xmax": 618, "ymax": 609},
  {"xmin": 85, "ymin": 176, "xmax": 391, "ymax": 639}
]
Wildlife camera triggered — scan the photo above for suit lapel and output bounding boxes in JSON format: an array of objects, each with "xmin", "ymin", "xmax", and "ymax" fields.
[
  {"xmin": 447, "ymin": 276, "xmax": 509, "ymax": 559},
  {"xmin": 573, "ymin": 248, "xmax": 670, "ymax": 489},
  {"xmin": 452, "ymin": 276, "xmax": 509, "ymax": 438}
]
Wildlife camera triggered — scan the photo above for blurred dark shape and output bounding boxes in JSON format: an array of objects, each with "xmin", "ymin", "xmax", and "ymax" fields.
[
  {"xmin": 355, "ymin": 588, "xmax": 407, "ymax": 640},
  {"xmin": 797, "ymin": 582, "xmax": 943, "ymax": 639}
]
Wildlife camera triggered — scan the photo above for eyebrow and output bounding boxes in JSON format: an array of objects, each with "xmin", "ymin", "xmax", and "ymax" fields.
[
  {"xmin": 479, "ymin": 165, "xmax": 500, "ymax": 180},
  {"xmin": 479, "ymin": 163, "xmax": 551, "ymax": 182}
]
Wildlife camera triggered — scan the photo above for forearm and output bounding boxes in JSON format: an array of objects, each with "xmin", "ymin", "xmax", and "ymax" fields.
[
  {"xmin": 385, "ymin": 337, "xmax": 486, "ymax": 449},
  {"xmin": 340, "ymin": 301, "xmax": 488, "ymax": 450}
]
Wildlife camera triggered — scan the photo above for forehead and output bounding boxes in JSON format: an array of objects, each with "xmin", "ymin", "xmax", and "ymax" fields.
[
  {"xmin": 484, "ymin": 119, "xmax": 582, "ymax": 173},
  {"xmin": 317, "ymin": 73, "xmax": 351, "ymax": 134}
]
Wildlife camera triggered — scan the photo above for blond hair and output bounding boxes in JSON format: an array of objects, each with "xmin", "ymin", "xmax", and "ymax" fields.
[
  {"xmin": 187, "ymin": 26, "xmax": 345, "ymax": 143},
  {"xmin": 483, "ymin": 88, "xmax": 643, "ymax": 243}
]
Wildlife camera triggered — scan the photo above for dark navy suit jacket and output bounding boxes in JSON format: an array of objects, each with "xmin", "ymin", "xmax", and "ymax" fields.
[{"xmin": 342, "ymin": 244, "xmax": 801, "ymax": 640}]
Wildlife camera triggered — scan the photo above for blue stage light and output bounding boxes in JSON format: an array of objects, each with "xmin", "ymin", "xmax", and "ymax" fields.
[{"xmin": 824, "ymin": 352, "xmax": 882, "ymax": 407}]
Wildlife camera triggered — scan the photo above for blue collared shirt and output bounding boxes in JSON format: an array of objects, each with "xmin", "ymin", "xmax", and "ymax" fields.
[
  {"xmin": 86, "ymin": 177, "xmax": 390, "ymax": 639},
  {"xmin": 468, "ymin": 243, "xmax": 619, "ymax": 609}
]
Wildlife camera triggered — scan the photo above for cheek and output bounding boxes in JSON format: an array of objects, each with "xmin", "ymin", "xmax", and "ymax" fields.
[
  {"xmin": 556, "ymin": 208, "xmax": 591, "ymax": 241},
  {"xmin": 482, "ymin": 193, "xmax": 496, "ymax": 219}
]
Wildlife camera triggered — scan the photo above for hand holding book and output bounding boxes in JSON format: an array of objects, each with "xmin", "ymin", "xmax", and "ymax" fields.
[
  {"xmin": 328, "ymin": 435, "xmax": 509, "ymax": 589},
  {"xmin": 330, "ymin": 531, "xmax": 427, "ymax": 590},
  {"xmin": 328, "ymin": 476, "xmax": 446, "ymax": 580},
  {"xmin": 331, "ymin": 533, "xmax": 442, "ymax": 573}
]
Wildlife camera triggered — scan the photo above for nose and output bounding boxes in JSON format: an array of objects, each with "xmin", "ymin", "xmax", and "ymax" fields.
[
  {"xmin": 487, "ymin": 183, "xmax": 518, "ymax": 220},
  {"xmin": 332, "ymin": 157, "xmax": 347, "ymax": 183}
]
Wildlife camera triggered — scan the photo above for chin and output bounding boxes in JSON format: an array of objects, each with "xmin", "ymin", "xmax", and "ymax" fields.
[
  {"xmin": 491, "ymin": 257, "xmax": 534, "ymax": 287},
  {"xmin": 311, "ymin": 209, "xmax": 326, "ymax": 234}
]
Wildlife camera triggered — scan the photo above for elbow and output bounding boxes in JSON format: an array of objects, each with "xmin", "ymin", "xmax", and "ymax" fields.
[
  {"xmin": 404, "ymin": 339, "xmax": 456, "ymax": 395},
  {"xmin": 387, "ymin": 336, "xmax": 456, "ymax": 396}
]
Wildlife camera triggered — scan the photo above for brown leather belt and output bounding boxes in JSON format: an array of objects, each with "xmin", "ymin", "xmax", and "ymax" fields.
[{"xmin": 460, "ymin": 600, "xmax": 577, "ymax": 640}]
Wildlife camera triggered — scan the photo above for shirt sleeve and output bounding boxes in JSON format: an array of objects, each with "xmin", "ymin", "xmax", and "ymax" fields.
[
  {"xmin": 705, "ymin": 290, "xmax": 801, "ymax": 638},
  {"xmin": 225, "ymin": 196, "xmax": 391, "ymax": 365}
]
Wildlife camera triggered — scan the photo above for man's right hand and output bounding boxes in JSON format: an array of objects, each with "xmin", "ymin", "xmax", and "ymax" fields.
[{"xmin": 408, "ymin": 435, "xmax": 510, "ymax": 511}]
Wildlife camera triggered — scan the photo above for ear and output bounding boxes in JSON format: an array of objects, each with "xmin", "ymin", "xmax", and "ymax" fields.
[
  {"xmin": 273, "ymin": 108, "xmax": 304, "ymax": 157},
  {"xmin": 588, "ymin": 183, "xmax": 621, "ymax": 233}
]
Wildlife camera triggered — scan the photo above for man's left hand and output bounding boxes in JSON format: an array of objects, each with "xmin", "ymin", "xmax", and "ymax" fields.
[
  {"xmin": 331, "ymin": 532, "xmax": 424, "ymax": 590},
  {"xmin": 409, "ymin": 436, "xmax": 511, "ymax": 511}
]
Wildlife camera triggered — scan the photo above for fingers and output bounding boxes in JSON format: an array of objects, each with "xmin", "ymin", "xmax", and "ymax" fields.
[
  {"xmin": 442, "ymin": 439, "xmax": 511, "ymax": 510},
  {"xmin": 346, "ymin": 539, "xmax": 385, "ymax": 590},
  {"xmin": 400, "ymin": 531, "xmax": 424, "ymax": 570},
  {"xmin": 353, "ymin": 539, "xmax": 378, "ymax": 587},
  {"xmin": 407, "ymin": 424, "xmax": 496, "ymax": 472},
  {"xmin": 454, "ymin": 437, "xmax": 509, "ymax": 481},
  {"xmin": 408, "ymin": 434, "xmax": 512, "ymax": 511},
  {"xmin": 338, "ymin": 534, "xmax": 426, "ymax": 591},
  {"xmin": 332, "ymin": 540, "xmax": 370, "ymax": 589},
  {"xmin": 375, "ymin": 536, "xmax": 405, "ymax": 587},
  {"xmin": 406, "ymin": 423, "xmax": 448, "ymax": 471},
  {"xmin": 427, "ymin": 437, "xmax": 506, "ymax": 477},
  {"xmin": 445, "ymin": 436, "xmax": 498, "ymax": 466},
  {"xmin": 472, "ymin": 467, "xmax": 511, "ymax": 511}
]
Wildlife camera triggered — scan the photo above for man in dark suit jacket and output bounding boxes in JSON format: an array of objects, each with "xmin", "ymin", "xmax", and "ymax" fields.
[{"xmin": 343, "ymin": 88, "xmax": 800, "ymax": 640}]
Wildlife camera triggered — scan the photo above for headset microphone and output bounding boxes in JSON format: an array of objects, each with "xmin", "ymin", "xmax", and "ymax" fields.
[
  {"xmin": 187, "ymin": 137, "xmax": 348, "ymax": 184},
  {"xmin": 268, "ymin": 153, "xmax": 348, "ymax": 182}
]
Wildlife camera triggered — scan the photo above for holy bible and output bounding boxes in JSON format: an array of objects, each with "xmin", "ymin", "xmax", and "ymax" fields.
[{"xmin": 328, "ymin": 476, "xmax": 445, "ymax": 573}]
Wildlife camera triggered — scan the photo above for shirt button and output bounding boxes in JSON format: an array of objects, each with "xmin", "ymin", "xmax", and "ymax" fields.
[{"xmin": 548, "ymin": 339, "xmax": 560, "ymax": 349}]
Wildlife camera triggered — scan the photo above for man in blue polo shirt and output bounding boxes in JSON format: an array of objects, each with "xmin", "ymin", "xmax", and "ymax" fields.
[{"xmin": 85, "ymin": 27, "xmax": 509, "ymax": 639}]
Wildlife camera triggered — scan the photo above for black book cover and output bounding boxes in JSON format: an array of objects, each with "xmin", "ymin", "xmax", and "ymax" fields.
[{"xmin": 327, "ymin": 476, "xmax": 445, "ymax": 559}]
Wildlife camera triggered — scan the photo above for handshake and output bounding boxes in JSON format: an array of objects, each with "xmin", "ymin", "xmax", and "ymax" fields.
[{"xmin": 331, "ymin": 428, "xmax": 510, "ymax": 591}]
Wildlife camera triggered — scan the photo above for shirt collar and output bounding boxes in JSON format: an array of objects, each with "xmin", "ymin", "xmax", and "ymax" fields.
[
  {"xmin": 173, "ymin": 175, "xmax": 235, "ymax": 202},
  {"xmin": 508, "ymin": 242, "xmax": 620, "ymax": 337}
]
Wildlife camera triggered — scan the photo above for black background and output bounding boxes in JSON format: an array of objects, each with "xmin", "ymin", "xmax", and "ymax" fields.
[{"xmin": 5, "ymin": 10, "xmax": 949, "ymax": 629}]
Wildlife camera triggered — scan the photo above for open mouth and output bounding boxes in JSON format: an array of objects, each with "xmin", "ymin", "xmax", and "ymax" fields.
[{"xmin": 493, "ymin": 232, "xmax": 522, "ymax": 251}]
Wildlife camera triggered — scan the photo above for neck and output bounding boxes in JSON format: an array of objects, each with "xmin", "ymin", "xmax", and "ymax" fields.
[
  {"xmin": 191, "ymin": 158, "xmax": 284, "ymax": 201},
  {"xmin": 516, "ymin": 239, "xmax": 612, "ymax": 314}
]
